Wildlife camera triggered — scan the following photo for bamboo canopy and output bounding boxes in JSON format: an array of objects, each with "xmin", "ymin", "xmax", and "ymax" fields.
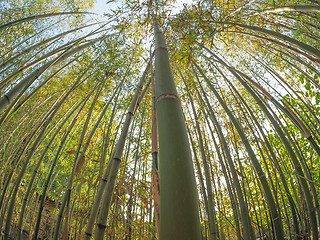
[{"xmin": 0, "ymin": 0, "xmax": 319, "ymax": 239}]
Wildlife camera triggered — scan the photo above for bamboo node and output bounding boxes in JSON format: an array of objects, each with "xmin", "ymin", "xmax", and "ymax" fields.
[
  {"xmin": 97, "ymin": 223, "xmax": 107, "ymax": 229},
  {"xmin": 156, "ymin": 93, "xmax": 180, "ymax": 104},
  {"xmin": 155, "ymin": 46, "xmax": 167, "ymax": 51},
  {"xmin": 272, "ymin": 216, "xmax": 280, "ymax": 222},
  {"xmin": 4, "ymin": 95, "xmax": 10, "ymax": 103}
]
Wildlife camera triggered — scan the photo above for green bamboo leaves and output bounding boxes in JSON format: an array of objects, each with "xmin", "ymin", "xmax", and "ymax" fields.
[{"xmin": 0, "ymin": 1, "xmax": 320, "ymax": 239}]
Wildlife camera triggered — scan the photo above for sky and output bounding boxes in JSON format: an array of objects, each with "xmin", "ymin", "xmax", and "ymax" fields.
[
  {"xmin": 92, "ymin": 0, "xmax": 119, "ymax": 15},
  {"xmin": 91, "ymin": 0, "xmax": 195, "ymax": 15}
]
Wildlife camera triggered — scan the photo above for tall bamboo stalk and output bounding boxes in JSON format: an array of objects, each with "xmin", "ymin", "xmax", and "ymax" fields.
[
  {"xmin": 206, "ymin": 53, "xmax": 319, "ymax": 239},
  {"xmin": 32, "ymin": 101, "xmax": 86, "ymax": 240},
  {"xmin": 193, "ymin": 60, "xmax": 285, "ymax": 240},
  {"xmin": 151, "ymin": 72, "xmax": 160, "ymax": 239},
  {"xmin": 215, "ymin": 21, "xmax": 320, "ymax": 60},
  {"xmin": 94, "ymin": 73, "xmax": 151, "ymax": 239},
  {"xmin": 194, "ymin": 78, "xmax": 255, "ymax": 240},
  {"xmin": 52, "ymin": 79, "xmax": 111, "ymax": 239},
  {"xmin": 0, "ymin": 35, "xmax": 106, "ymax": 114},
  {"xmin": 181, "ymin": 71, "xmax": 218, "ymax": 240},
  {"xmin": 215, "ymin": 64, "xmax": 302, "ymax": 239},
  {"xmin": 84, "ymin": 59, "xmax": 152, "ymax": 240},
  {"xmin": 16, "ymin": 90, "xmax": 95, "ymax": 240},
  {"xmin": 187, "ymin": 125, "xmax": 211, "ymax": 239},
  {"xmin": 153, "ymin": 16, "xmax": 201, "ymax": 240},
  {"xmin": 0, "ymin": 12, "xmax": 93, "ymax": 31},
  {"xmin": 0, "ymin": 22, "xmax": 100, "ymax": 71},
  {"xmin": 126, "ymin": 106, "xmax": 146, "ymax": 240}
]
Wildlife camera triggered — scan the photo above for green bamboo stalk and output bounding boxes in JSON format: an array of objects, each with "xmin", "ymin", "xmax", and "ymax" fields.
[
  {"xmin": 193, "ymin": 60, "xmax": 285, "ymax": 240},
  {"xmin": 248, "ymin": 76, "xmax": 320, "ymax": 158},
  {"xmin": 253, "ymin": 5, "xmax": 320, "ymax": 16},
  {"xmin": 0, "ymin": 18, "xmax": 60, "ymax": 59},
  {"xmin": 94, "ymin": 74, "xmax": 150, "ymax": 239},
  {"xmin": 181, "ymin": 72, "xmax": 218, "ymax": 240},
  {"xmin": 210, "ymin": 55, "xmax": 318, "ymax": 238},
  {"xmin": 195, "ymin": 78, "xmax": 255, "ymax": 240},
  {"xmin": 0, "ymin": 37, "xmax": 59, "ymax": 80},
  {"xmin": 0, "ymin": 35, "xmax": 106, "ymax": 114},
  {"xmin": 83, "ymin": 112, "xmax": 123, "ymax": 238},
  {"xmin": 3, "ymin": 95, "xmax": 65, "ymax": 239},
  {"xmin": 216, "ymin": 21, "xmax": 320, "ymax": 60},
  {"xmin": 187, "ymin": 126, "xmax": 210, "ymax": 239},
  {"xmin": 0, "ymin": 11, "xmax": 94, "ymax": 31},
  {"xmin": 196, "ymin": 101, "xmax": 243, "ymax": 239},
  {"xmin": 232, "ymin": 89, "xmax": 283, "ymax": 234},
  {"xmin": 126, "ymin": 106, "xmax": 146, "ymax": 240},
  {"xmin": 237, "ymin": 48, "xmax": 320, "ymax": 135},
  {"xmin": 210, "ymin": 168, "xmax": 223, "ymax": 239},
  {"xmin": 245, "ymin": 47, "xmax": 320, "ymax": 132},
  {"xmin": 0, "ymin": 52, "xmax": 83, "ymax": 129},
  {"xmin": 32, "ymin": 99, "xmax": 86, "ymax": 240},
  {"xmin": 0, "ymin": 28, "xmax": 109, "ymax": 90},
  {"xmin": 151, "ymin": 72, "xmax": 160, "ymax": 239},
  {"xmin": 221, "ymin": 61, "xmax": 318, "ymax": 236},
  {"xmin": 99, "ymin": 96, "xmax": 119, "ymax": 178},
  {"xmin": 52, "ymin": 78, "xmax": 118, "ymax": 240},
  {"xmin": 51, "ymin": 84, "xmax": 105, "ymax": 239},
  {"xmin": 16, "ymin": 89, "xmax": 95, "ymax": 239},
  {"xmin": 0, "ymin": 47, "xmax": 105, "ymax": 137},
  {"xmin": 261, "ymin": 18, "xmax": 320, "ymax": 43},
  {"xmin": 0, "ymin": 22, "xmax": 100, "ymax": 71},
  {"xmin": 213, "ymin": 77, "xmax": 270, "ymax": 237},
  {"xmin": 208, "ymin": 124, "xmax": 241, "ymax": 240},
  {"xmin": 274, "ymin": 11, "xmax": 320, "ymax": 33},
  {"xmin": 206, "ymin": 49, "xmax": 319, "ymax": 238},
  {"xmin": 225, "ymin": 30, "xmax": 320, "ymax": 67},
  {"xmin": 153, "ymin": 16, "xmax": 201, "ymax": 240},
  {"xmin": 290, "ymin": 130, "xmax": 320, "ymax": 228},
  {"xmin": 0, "ymin": 134, "xmax": 32, "ymax": 229},
  {"xmin": 272, "ymin": 106, "xmax": 320, "ymax": 232},
  {"xmin": 27, "ymin": 68, "xmax": 103, "ymax": 239},
  {"xmin": 0, "ymin": 96, "xmax": 57, "ymax": 173},
  {"xmin": 0, "ymin": 97, "xmax": 60, "ymax": 219},
  {"xmin": 215, "ymin": 65, "xmax": 301, "ymax": 239},
  {"xmin": 270, "ymin": 46, "xmax": 320, "ymax": 80},
  {"xmin": 84, "ymin": 60, "xmax": 152, "ymax": 240},
  {"xmin": 278, "ymin": 54, "xmax": 320, "ymax": 89}
]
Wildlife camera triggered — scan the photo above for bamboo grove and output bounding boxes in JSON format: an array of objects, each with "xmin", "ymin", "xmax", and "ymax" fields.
[{"xmin": 0, "ymin": 0, "xmax": 319, "ymax": 239}]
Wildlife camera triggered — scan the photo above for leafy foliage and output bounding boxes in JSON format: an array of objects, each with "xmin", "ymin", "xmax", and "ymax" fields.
[{"xmin": 0, "ymin": 0, "xmax": 319, "ymax": 239}]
